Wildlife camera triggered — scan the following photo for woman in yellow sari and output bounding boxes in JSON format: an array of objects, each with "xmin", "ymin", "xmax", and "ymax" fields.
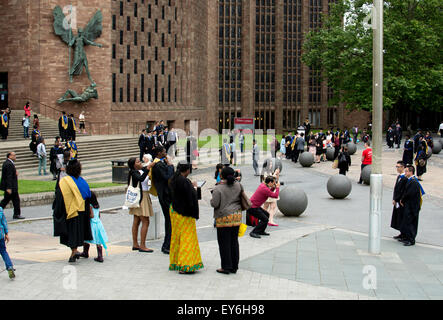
[{"xmin": 168, "ymin": 162, "xmax": 203, "ymax": 274}]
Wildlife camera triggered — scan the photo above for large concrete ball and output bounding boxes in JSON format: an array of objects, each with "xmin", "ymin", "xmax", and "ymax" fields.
[
  {"xmin": 432, "ymin": 141, "xmax": 441, "ymax": 154},
  {"xmin": 327, "ymin": 174, "xmax": 352, "ymax": 199},
  {"xmin": 426, "ymin": 147, "xmax": 433, "ymax": 159},
  {"xmin": 361, "ymin": 165, "xmax": 372, "ymax": 185},
  {"xmin": 263, "ymin": 158, "xmax": 283, "ymax": 173},
  {"xmin": 299, "ymin": 152, "xmax": 314, "ymax": 167},
  {"xmin": 277, "ymin": 186, "xmax": 308, "ymax": 217},
  {"xmin": 346, "ymin": 142, "xmax": 357, "ymax": 155},
  {"xmin": 326, "ymin": 147, "xmax": 336, "ymax": 161}
]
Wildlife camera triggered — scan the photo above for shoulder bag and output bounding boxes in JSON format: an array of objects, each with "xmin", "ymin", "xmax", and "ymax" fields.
[
  {"xmin": 124, "ymin": 175, "xmax": 141, "ymax": 208},
  {"xmin": 239, "ymin": 183, "xmax": 252, "ymax": 211}
]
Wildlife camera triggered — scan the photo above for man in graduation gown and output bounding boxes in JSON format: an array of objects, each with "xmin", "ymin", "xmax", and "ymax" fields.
[
  {"xmin": 413, "ymin": 129, "xmax": 423, "ymax": 154},
  {"xmin": 1, "ymin": 110, "xmax": 8, "ymax": 140},
  {"xmin": 390, "ymin": 161, "xmax": 408, "ymax": 240},
  {"xmin": 145, "ymin": 130, "xmax": 155, "ymax": 158},
  {"xmin": 394, "ymin": 123, "xmax": 402, "ymax": 148},
  {"xmin": 151, "ymin": 146, "xmax": 174, "ymax": 254},
  {"xmin": 65, "ymin": 137, "xmax": 78, "ymax": 159},
  {"xmin": 402, "ymin": 135, "xmax": 414, "ymax": 165},
  {"xmin": 49, "ymin": 137, "xmax": 64, "ymax": 181},
  {"xmin": 399, "ymin": 165, "xmax": 424, "ymax": 246},
  {"xmin": 138, "ymin": 129, "xmax": 147, "ymax": 160},
  {"xmin": 386, "ymin": 126, "xmax": 395, "ymax": 148},
  {"xmin": 67, "ymin": 114, "xmax": 77, "ymax": 141},
  {"xmin": 58, "ymin": 111, "xmax": 69, "ymax": 142}
]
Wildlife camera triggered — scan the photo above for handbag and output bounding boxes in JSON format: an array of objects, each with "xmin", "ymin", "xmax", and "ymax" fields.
[
  {"xmin": 240, "ymin": 184, "xmax": 251, "ymax": 211},
  {"xmin": 332, "ymin": 159, "xmax": 339, "ymax": 169},
  {"xmin": 124, "ymin": 176, "xmax": 141, "ymax": 208}
]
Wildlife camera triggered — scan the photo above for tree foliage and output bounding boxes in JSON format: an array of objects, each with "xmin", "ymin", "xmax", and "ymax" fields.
[{"xmin": 302, "ymin": 0, "xmax": 442, "ymax": 113}]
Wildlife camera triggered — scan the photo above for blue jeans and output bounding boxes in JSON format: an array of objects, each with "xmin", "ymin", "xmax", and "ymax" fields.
[
  {"xmin": 38, "ymin": 156, "xmax": 47, "ymax": 175},
  {"xmin": 24, "ymin": 126, "xmax": 29, "ymax": 138},
  {"xmin": 0, "ymin": 238, "xmax": 13, "ymax": 270}
]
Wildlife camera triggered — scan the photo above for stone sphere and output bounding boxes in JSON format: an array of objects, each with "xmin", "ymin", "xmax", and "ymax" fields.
[
  {"xmin": 263, "ymin": 158, "xmax": 283, "ymax": 173},
  {"xmin": 432, "ymin": 141, "xmax": 441, "ymax": 154},
  {"xmin": 277, "ymin": 186, "xmax": 308, "ymax": 217},
  {"xmin": 361, "ymin": 165, "xmax": 372, "ymax": 185},
  {"xmin": 327, "ymin": 174, "xmax": 352, "ymax": 199},
  {"xmin": 326, "ymin": 147, "xmax": 336, "ymax": 161},
  {"xmin": 346, "ymin": 142, "xmax": 357, "ymax": 155},
  {"xmin": 299, "ymin": 152, "xmax": 314, "ymax": 167},
  {"xmin": 426, "ymin": 147, "xmax": 433, "ymax": 159}
]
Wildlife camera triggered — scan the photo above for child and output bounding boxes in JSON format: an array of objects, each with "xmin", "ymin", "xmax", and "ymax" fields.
[
  {"xmin": 77, "ymin": 192, "xmax": 109, "ymax": 262},
  {"xmin": 0, "ymin": 208, "xmax": 15, "ymax": 279},
  {"xmin": 22, "ymin": 114, "xmax": 30, "ymax": 139}
]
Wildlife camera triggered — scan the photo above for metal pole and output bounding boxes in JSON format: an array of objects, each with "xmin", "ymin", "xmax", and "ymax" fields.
[{"xmin": 369, "ymin": 0, "xmax": 383, "ymax": 254}]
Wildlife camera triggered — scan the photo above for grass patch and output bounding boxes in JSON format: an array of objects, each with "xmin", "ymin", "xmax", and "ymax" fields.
[
  {"xmin": 177, "ymin": 134, "xmax": 284, "ymax": 151},
  {"xmin": 0, "ymin": 180, "xmax": 121, "ymax": 196}
]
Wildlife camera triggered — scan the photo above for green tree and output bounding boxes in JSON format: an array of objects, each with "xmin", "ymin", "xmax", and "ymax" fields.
[{"xmin": 302, "ymin": 0, "xmax": 442, "ymax": 115}]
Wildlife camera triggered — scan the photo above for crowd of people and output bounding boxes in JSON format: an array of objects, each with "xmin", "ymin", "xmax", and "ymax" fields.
[{"xmin": 0, "ymin": 114, "xmax": 441, "ymax": 280}]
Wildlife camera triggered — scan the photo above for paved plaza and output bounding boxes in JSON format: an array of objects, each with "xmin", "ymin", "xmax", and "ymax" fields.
[{"xmin": 1, "ymin": 142, "xmax": 443, "ymax": 300}]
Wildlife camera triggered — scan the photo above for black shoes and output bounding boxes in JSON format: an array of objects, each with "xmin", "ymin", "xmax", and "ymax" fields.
[
  {"xmin": 139, "ymin": 248, "xmax": 154, "ymax": 253},
  {"xmin": 162, "ymin": 248, "xmax": 170, "ymax": 254},
  {"xmin": 259, "ymin": 232, "xmax": 270, "ymax": 236},
  {"xmin": 250, "ymin": 232, "xmax": 261, "ymax": 238},
  {"xmin": 393, "ymin": 234, "xmax": 403, "ymax": 240},
  {"xmin": 216, "ymin": 268, "xmax": 230, "ymax": 274},
  {"xmin": 13, "ymin": 215, "xmax": 25, "ymax": 220},
  {"xmin": 403, "ymin": 241, "xmax": 415, "ymax": 246}
]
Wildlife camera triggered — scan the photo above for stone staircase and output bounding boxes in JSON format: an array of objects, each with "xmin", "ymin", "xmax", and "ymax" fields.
[{"xmin": 2, "ymin": 109, "xmax": 63, "ymax": 141}]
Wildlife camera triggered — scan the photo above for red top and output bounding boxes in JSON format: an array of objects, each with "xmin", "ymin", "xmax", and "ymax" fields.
[
  {"xmin": 24, "ymin": 105, "xmax": 31, "ymax": 117},
  {"xmin": 250, "ymin": 183, "xmax": 280, "ymax": 208},
  {"xmin": 362, "ymin": 148, "xmax": 372, "ymax": 165}
]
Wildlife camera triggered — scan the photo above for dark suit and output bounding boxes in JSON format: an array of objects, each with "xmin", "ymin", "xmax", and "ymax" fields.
[
  {"xmin": 138, "ymin": 134, "xmax": 146, "ymax": 160},
  {"xmin": 390, "ymin": 174, "xmax": 407, "ymax": 231},
  {"xmin": 152, "ymin": 159, "xmax": 174, "ymax": 251},
  {"xmin": 0, "ymin": 159, "xmax": 21, "ymax": 217}
]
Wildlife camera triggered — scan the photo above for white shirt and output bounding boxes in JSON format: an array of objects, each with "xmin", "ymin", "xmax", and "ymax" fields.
[
  {"xmin": 37, "ymin": 143, "xmax": 46, "ymax": 158},
  {"xmin": 79, "ymin": 113, "xmax": 85, "ymax": 121},
  {"xmin": 138, "ymin": 169, "xmax": 151, "ymax": 191},
  {"xmin": 439, "ymin": 123, "xmax": 443, "ymax": 131}
]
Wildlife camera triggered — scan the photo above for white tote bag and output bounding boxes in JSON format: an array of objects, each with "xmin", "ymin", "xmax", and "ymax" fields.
[{"xmin": 124, "ymin": 176, "xmax": 141, "ymax": 208}]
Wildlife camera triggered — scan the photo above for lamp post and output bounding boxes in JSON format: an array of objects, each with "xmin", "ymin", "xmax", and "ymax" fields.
[{"xmin": 369, "ymin": 0, "xmax": 383, "ymax": 254}]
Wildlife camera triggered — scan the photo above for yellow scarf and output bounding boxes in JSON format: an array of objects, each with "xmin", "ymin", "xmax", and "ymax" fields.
[
  {"xmin": 59, "ymin": 176, "xmax": 85, "ymax": 220},
  {"xmin": 148, "ymin": 158, "xmax": 161, "ymax": 197},
  {"xmin": 61, "ymin": 116, "xmax": 68, "ymax": 130}
]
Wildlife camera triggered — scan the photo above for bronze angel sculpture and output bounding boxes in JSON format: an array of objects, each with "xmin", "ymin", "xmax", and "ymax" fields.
[{"xmin": 53, "ymin": 6, "xmax": 103, "ymax": 84}]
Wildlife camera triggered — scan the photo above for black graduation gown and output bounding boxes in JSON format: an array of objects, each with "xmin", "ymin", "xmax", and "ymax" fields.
[
  {"xmin": 386, "ymin": 129, "xmax": 395, "ymax": 147},
  {"xmin": 67, "ymin": 118, "xmax": 76, "ymax": 141},
  {"xmin": 395, "ymin": 127, "xmax": 402, "ymax": 145},
  {"xmin": 402, "ymin": 140, "xmax": 414, "ymax": 165},
  {"xmin": 53, "ymin": 184, "xmax": 93, "ymax": 248},
  {"xmin": 390, "ymin": 174, "xmax": 408, "ymax": 231},
  {"xmin": 49, "ymin": 146, "xmax": 63, "ymax": 175},
  {"xmin": 146, "ymin": 136, "xmax": 155, "ymax": 156},
  {"xmin": 399, "ymin": 178, "xmax": 421, "ymax": 242}
]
